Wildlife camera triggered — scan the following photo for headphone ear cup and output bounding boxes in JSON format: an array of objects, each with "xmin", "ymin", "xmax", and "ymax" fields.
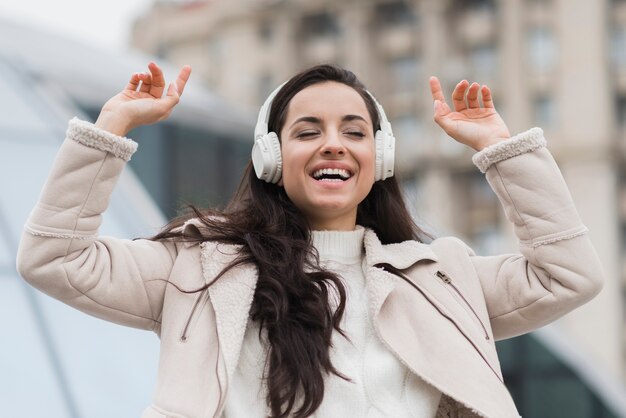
[
  {"xmin": 374, "ymin": 130, "xmax": 395, "ymax": 181},
  {"xmin": 252, "ymin": 132, "xmax": 283, "ymax": 183},
  {"xmin": 266, "ymin": 132, "xmax": 282, "ymax": 183}
]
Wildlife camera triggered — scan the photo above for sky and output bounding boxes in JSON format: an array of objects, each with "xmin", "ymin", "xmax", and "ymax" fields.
[{"xmin": 0, "ymin": 0, "xmax": 154, "ymax": 51}]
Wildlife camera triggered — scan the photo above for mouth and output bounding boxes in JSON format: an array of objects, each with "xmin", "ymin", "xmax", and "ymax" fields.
[{"xmin": 310, "ymin": 167, "xmax": 353, "ymax": 182}]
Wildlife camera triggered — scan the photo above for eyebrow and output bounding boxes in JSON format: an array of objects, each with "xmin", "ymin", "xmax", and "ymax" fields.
[{"xmin": 289, "ymin": 114, "xmax": 368, "ymax": 129}]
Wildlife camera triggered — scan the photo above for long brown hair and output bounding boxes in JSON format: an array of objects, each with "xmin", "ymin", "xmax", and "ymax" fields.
[{"xmin": 152, "ymin": 64, "xmax": 432, "ymax": 417}]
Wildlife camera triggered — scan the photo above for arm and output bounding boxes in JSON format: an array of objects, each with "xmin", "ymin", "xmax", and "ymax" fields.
[
  {"xmin": 16, "ymin": 63, "xmax": 192, "ymax": 331},
  {"xmin": 467, "ymin": 130, "xmax": 603, "ymax": 339},
  {"xmin": 429, "ymin": 77, "xmax": 604, "ymax": 340}
]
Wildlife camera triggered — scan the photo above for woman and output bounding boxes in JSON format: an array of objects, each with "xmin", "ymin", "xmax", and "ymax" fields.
[{"xmin": 17, "ymin": 62, "xmax": 604, "ymax": 418}]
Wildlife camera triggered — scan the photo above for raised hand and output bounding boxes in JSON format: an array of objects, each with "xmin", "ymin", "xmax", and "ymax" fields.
[
  {"xmin": 430, "ymin": 76, "xmax": 510, "ymax": 151},
  {"xmin": 95, "ymin": 62, "xmax": 192, "ymax": 137}
]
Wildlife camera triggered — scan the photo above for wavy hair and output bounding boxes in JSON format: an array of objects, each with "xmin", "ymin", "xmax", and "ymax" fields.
[{"xmin": 151, "ymin": 64, "xmax": 432, "ymax": 417}]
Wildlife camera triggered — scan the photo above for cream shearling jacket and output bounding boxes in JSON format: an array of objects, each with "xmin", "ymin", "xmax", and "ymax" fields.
[{"xmin": 16, "ymin": 119, "xmax": 604, "ymax": 418}]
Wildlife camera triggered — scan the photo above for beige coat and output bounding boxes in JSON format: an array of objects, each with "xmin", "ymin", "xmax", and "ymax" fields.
[{"xmin": 17, "ymin": 119, "xmax": 604, "ymax": 418}]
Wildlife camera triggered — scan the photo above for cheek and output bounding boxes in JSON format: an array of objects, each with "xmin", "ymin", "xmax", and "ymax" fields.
[
  {"xmin": 358, "ymin": 144, "xmax": 376, "ymax": 180},
  {"xmin": 279, "ymin": 145, "xmax": 306, "ymax": 193}
]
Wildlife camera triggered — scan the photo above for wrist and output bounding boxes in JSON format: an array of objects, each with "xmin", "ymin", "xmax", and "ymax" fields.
[
  {"xmin": 94, "ymin": 111, "xmax": 132, "ymax": 137},
  {"xmin": 474, "ymin": 136, "xmax": 511, "ymax": 152}
]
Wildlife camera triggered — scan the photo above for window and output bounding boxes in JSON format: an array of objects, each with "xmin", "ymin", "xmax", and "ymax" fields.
[
  {"xmin": 450, "ymin": 170, "xmax": 501, "ymax": 254},
  {"xmin": 392, "ymin": 114, "xmax": 422, "ymax": 144},
  {"xmin": 375, "ymin": 1, "xmax": 416, "ymax": 26},
  {"xmin": 469, "ymin": 43, "xmax": 498, "ymax": 81},
  {"xmin": 400, "ymin": 174, "xmax": 434, "ymax": 239},
  {"xmin": 527, "ymin": 26, "xmax": 558, "ymax": 73},
  {"xmin": 301, "ymin": 12, "xmax": 340, "ymax": 39},
  {"xmin": 389, "ymin": 55, "xmax": 421, "ymax": 94},
  {"xmin": 610, "ymin": 26, "xmax": 626, "ymax": 71},
  {"xmin": 527, "ymin": 0, "xmax": 551, "ymax": 5},
  {"xmin": 616, "ymin": 94, "xmax": 626, "ymax": 129},
  {"xmin": 498, "ymin": 335, "xmax": 621, "ymax": 417},
  {"xmin": 391, "ymin": 114, "xmax": 426, "ymax": 160},
  {"xmin": 259, "ymin": 19, "xmax": 274, "ymax": 43},
  {"xmin": 450, "ymin": 0, "xmax": 497, "ymax": 48},
  {"xmin": 455, "ymin": 0, "xmax": 496, "ymax": 13}
]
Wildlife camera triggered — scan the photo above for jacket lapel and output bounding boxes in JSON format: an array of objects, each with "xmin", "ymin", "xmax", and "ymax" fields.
[
  {"xmin": 200, "ymin": 241, "xmax": 258, "ymax": 382},
  {"xmin": 362, "ymin": 229, "xmax": 502, "ymax": 380},
  {"xmin": 363, "ymin": 229, "xmax": 439, "ymax": 321},
  {"xmin": 363, "ymin": 229, "xmax": 439, "ymax": 268}
]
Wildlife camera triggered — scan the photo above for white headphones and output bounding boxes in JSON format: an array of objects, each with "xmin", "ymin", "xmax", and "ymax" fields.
[{"xmin": 252, "ymin": 82, "xmax": 395, "ymax": 183}]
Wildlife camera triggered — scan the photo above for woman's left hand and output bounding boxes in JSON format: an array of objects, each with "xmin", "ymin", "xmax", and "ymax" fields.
[{"xmin": 430, "ymin": 76, "xmax": 511, "ymax": 151}]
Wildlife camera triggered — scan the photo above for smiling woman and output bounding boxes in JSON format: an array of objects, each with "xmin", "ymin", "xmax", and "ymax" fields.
[
  {"xmin": 279, "ymin": 82, "xmax": 377, "ymax": 230},
  {"xmin": 16, "ymin": 62, "xmax": 604, "ymax": 418}
]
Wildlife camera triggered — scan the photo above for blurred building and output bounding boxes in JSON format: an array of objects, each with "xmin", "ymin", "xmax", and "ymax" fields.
[
  {"xmin": 0, "ymin": 16, "xmax": 251, "ymax": 417},
  {"xmin": 131, "ymin": 0, "xmax": 626, "ymax": 416}
]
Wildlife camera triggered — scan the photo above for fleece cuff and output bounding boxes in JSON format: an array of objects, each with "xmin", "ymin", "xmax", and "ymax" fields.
[
  {"xmin": 471, "ymin": 127, "xmax": 547, "ymax": 173},
  {"xmin": 66, "ymin": 117, "xmax": 138, "ymax": 162}
]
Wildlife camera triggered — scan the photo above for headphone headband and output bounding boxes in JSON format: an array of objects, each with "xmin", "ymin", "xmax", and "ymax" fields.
[
  {"xmin": 254, "ymin": 82, "xmax": 287, "ymax": 140},
  {"xmin": 365, "ymin": 90, "xmax": 393, "ymax": 138},
  {"xmin": 255, "ymin": 82, "xmax": 393, "ymax": 139}
]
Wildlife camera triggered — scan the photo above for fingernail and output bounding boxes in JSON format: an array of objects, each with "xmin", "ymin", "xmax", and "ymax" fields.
[{"xmin": 433, "ymin": 100, "xmax": 440, "ymax": 110}]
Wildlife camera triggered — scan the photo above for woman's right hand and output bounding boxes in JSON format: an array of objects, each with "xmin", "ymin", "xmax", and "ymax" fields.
[{"xmin": 95, "ymin": 62, "xmax": 192, "ymax": 137}]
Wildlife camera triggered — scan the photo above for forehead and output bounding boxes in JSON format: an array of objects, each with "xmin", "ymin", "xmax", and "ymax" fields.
[{"xmin": 284, "ymin": 81, "xmax": 372, "ymax": 124}]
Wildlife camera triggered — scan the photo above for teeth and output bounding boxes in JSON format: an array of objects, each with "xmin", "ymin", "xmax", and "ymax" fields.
[{"xmin": 312, "ymin": 168, "xmax": 351, "ymax": 179}]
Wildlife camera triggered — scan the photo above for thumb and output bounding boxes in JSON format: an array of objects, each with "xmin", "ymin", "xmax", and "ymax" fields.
[
  {"xmin": 157, "ymin": 82, "xmax": 180, "ymax": 111},
  {"xmin": 166, "ymin": 81, "xmax": 179, "ymax": 97},
  {"xmin": 432, "ymin": 100, "xmax": 451, "ymax": 124}
]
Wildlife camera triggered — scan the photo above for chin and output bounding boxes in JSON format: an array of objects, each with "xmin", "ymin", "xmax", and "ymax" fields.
[{"xmin": 311, "ymin": 202, "xmax": 358, "ymax": 221}]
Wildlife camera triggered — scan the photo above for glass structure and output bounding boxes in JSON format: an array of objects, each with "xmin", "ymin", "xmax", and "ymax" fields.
[{"xmin": 0, "ymin": 18, "xmax": 251, "ymax": 417}]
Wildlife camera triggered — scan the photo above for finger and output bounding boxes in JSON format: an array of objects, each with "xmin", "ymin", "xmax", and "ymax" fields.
[
  {"xmin": 148, "ymin": 62, "xmax": 166, "ymax": 97},
  {"xmin": 160, "ymin": 82, "xmax": 181, "ymax": 110},
  {"xmin": 433, "ymin": 98, "xmax": 453, "ymax": 126},
  {"xmin": 481, "ymin": 85, "xmax": 494, "ymax": 108},
  {"xmin": 451, "ymin": 80, "xmax": 469, "ymax": 112},
  {"xmin": 125, "ymin": 73, "xmax": 141, "ymax": 91},
  {"xmin": 165, "ymin": 81, "xmax": 179, "ymax": 99},
  {"xmin": 174, "ymin": 65, "xmax": 192, "ymax": 96},
  {"xmin": 466, "ymin": 82, "xmax": 480, "ymax": 108},
  {"xmin": 429, "ymin": 76, "xmax": 446, "ymax": 102},
  {"xmin": 139, "ymin": 72, "xmax": 152, "ymax": 93}
]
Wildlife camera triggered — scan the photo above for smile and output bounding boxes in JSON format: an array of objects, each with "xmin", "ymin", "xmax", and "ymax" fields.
[{"xmin": 311, "ymin": 168, "xmax": 353, "ymax": 182}]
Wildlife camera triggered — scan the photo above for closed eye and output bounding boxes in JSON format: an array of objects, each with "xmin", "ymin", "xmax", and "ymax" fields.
[
  {"xmin": 346, "ymin": 131, "xmax": 365, "ymax": 138},
  {"xmin": 296, "ymin": 131, "xmax": 319, "ymax": 139}
]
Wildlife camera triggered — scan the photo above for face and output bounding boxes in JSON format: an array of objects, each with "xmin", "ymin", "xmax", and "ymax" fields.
[{"xmin": 279, "ymin": 81, "xmax": 376, "ymax": 231}]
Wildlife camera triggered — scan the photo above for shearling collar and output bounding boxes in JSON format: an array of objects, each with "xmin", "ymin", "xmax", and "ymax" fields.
[
  {"xmin": 363, "ymin": 228, "xmax": 439, "ymax": 269},
  {"xmin": 198, "ymin": 227, "xmax": 439, "ymax": 387}
]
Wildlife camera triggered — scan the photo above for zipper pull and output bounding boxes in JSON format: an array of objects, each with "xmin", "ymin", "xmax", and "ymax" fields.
[{"xmin": 436, "ymin": 270, "xmax": 451, "ymax": 284}]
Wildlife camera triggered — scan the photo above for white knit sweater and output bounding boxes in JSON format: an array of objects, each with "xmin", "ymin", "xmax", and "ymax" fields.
[{"xmin": 222, "ymin": 226, "xmax": 442, "ymax": 417}]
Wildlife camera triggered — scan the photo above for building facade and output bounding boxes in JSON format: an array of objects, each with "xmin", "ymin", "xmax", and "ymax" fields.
[{"xmin": 131, "ymin": 0, "xmax": 626, "ymax": 415}]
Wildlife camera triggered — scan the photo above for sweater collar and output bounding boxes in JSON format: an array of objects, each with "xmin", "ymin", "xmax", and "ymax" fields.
[
  {"xmin": 311, "ymin": 226, "xmax": 365, "ymax": 263},
  {"xmin": 363, "ymin": 227, "xmax": 438, "ymax": 269}
]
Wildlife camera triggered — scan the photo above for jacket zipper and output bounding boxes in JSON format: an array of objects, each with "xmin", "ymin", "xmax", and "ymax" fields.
[
  {"xmin": 436, "ymin": 270, "xmax": 490, "ymax": 341},
  {"xmin": 180, "ymin": 290, "xmax": 206, "ymax": 342},
  {"xmin": 376, "ymin": 263, "xmax": 503, "ymax": 383}
]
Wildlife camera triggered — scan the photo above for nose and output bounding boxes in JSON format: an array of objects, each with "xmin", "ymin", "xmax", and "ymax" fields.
[{"xmin": 320, "ymin": 132, "xmax": 345, "ymax": 157}]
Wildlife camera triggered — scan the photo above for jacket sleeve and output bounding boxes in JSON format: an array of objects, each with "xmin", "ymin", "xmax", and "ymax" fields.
[
  {"xmin": 467, "ymin": 128, "xmax": 604, "ymax": 340},
  {"xmin": 16, "ymin": 118, "xmax": 178, "ymax": 332}
]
